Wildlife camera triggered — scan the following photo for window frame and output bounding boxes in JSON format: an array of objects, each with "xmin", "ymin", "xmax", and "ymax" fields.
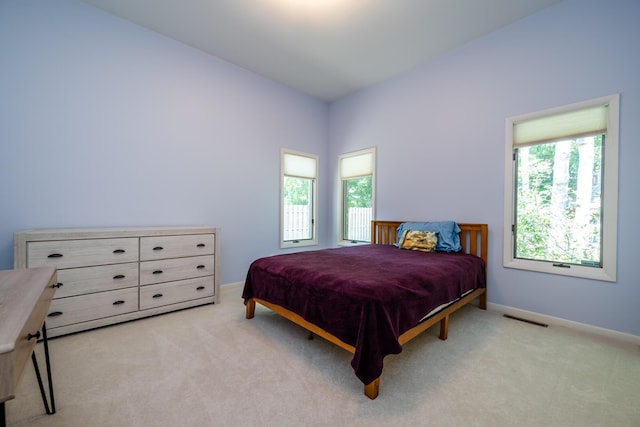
[
  {"xmin": 338, "ymin": 147, "xmax": 376, "ymax": 245},
  {"xmin": 280, "ymin": 148, "xmax": 318, "ymax": 249},
  {"xmin": 503, "ymin": 94, "xmax": 619, "ymax": 282}
]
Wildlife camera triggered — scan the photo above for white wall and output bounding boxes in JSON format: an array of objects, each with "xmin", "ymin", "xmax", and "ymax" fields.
[
  {"xmin": 0, "ymin": 0, "xmax": 329, "ymax": 284},
  {"xmin": 329, "ymin": 0, "xmax": 640, "ymax": 336}
]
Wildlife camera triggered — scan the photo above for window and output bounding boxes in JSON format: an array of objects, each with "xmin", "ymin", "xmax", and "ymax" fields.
[
  {"xmin": 503, "ymin": 94, "xmax": 619, "ymax": 281},
  {"xmin": 281, "ymin": 149, "xmax": 318, "ymax": 248},
  {"xmin": 339, "ymin": 148, "xmax": 375, "ymax": 244}
]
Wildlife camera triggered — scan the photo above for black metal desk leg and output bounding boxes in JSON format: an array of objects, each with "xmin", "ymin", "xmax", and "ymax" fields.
[
  {"xmin": 41, "ymin": 323, "xmax": 55, "ymax": 414},
  {"xmin": 31, "ymin": 322, "xmax": 55, "ymax": 415},
  {"xmin": 1, "ymin": 401, "xmax": 6, "ymax": 427}
]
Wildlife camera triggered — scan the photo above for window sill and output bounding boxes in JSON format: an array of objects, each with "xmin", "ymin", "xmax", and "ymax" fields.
[
  {"xmin": 503, "ymin": 258, "xmax": 616, "ymax": 282},
  {"xmin": 337, "ymin": 240, "xmax": 371, "ymax": 247},
  {"xmin": 280, "ymin": 240, "xmax": 318, "ymax": 249}
]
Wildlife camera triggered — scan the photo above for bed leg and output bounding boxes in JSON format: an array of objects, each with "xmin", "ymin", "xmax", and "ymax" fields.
[
  {"xmin": 439, "ymin": 315, "xmax": 449, "ymax": 340},
  {"xmin": 246, "ymin": 298, "xmax": 256, "ymax": 319},
  {"xmin": 364, "ymin": 378, "xmax": 380, "ymax": 400},
  {"xmin": 479, "ymin": 291, "xmax": 487, "ymax": 310}
]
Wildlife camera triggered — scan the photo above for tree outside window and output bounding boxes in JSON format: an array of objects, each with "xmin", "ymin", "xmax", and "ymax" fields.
[
  {"xmin": 515, "ymin": 136, "xmax": 603, "ymax": 266},
  {"xmin": 343, "ymin": 176, "xmax": 372, "ymax": 241}
]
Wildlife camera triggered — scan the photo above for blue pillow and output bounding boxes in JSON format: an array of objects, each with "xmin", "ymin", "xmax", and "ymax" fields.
[{"xmin": 396, "ymin": 221, "xmax": 462, "ymax": 252}]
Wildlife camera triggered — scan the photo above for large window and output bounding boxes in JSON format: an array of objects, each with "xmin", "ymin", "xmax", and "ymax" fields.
[
  {"xmin": 339, "ymin": 148, "xmax": 375, "ymax": 244},
  {"xmin": 281, "ymin": 149, "xmax": 318, "ymax": 248},
  {"xmin": 503, "ymin": 94, "xmax": 619, "ymax": 281}
]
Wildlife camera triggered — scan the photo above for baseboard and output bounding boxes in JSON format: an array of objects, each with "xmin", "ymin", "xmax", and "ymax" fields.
[
  {"xmin": 221, "ymin": 281, "xmax": 244, "ymax": 288},
  {"xmin": 488, "ymin": 302, "xmax": 640, "ymax": 346}
]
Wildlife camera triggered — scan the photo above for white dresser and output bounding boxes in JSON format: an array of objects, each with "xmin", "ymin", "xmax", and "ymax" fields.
[{"xmin": 13, "ymin": 226, "xmax": 219, "ymax": 338}]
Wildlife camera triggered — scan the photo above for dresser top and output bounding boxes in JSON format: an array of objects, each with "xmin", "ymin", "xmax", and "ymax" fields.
[{"xmin": 14, "ymin": 226, "xmax": 219, "ymax": 241}]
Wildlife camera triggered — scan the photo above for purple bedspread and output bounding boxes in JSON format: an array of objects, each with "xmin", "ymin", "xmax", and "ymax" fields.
[{"xmin": 242, "ymin": 244, "xmax": 486, "ymax": 385}]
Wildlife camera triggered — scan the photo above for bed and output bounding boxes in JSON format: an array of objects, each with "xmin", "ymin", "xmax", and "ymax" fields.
[{"xmin": 243, "ymin": 220, "xmax": 487, "ymax": 399}]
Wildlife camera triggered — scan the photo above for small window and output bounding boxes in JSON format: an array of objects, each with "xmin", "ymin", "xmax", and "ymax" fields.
[
  {"xmin": 281, "ymin": 149, "xmax": 318, "ymax": 248},
  {"xmin": 339, "ymin": 148, "xmax": 375, "ymax": 244},
  {"xmin": 503, "ymin": 94, "xmax": 619, "ymax": 281}
]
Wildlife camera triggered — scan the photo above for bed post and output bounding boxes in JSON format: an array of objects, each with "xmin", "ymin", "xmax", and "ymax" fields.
[
  {"xmin": 479, "ymin": 292, "xmax": 487, "ymax": 310},
  {"xmin": 245, "ymin": 298, "xmax": 256, "ymax": 319},
  {"xmin": 439, "ymin": 315, "xmax": 450, "ymax": 340},
  {"xmin": 364, "ymin": 378, "xmax": 380, "ymax": 400}
]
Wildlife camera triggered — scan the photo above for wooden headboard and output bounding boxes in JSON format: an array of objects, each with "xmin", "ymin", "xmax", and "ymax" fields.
[{"xmin": 371, "ymin": 220, "xmax": 488, "ymax": 267}]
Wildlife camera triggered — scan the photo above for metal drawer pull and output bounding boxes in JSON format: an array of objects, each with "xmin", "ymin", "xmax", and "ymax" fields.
[
  {"xmin": 52, "ymin": 283, "xmax": 63, "ymax": 288},
  {"xmin": 197, "ymin": 243, "xmax": 206, "ymax": 247},
  {"xmin": 113, "ymin": 249, "xmax": 126, "ymax": 254},
  {"xmin": 153, "ymin": 270, "xmax": 163, "ymax": 275},
  {"xmin": 196, "ymin": 286, "xmax": 205, "ymax": 291},
  {"xmin": 48, "ymin": 311, "xmax": 63, "ymax": 317},
  {"xmin": 48, "ymin": 253, "xmax": 63, "ymax": 258},
  {"xmin": 153, "ymin": 246, "xmax": 164, "ymax": 251},
  {"xmin": 152, "ymin": 293, "xmax": 163, "ymax": 299},
  {"xmin": 28, "ymin": 331, "xmax": 41, "ymax": 340},
  {"xmin": 113, "ymin": 300, "xmax": 125, "ymax": 305},
  {"xmin": 113, "ymin": 275, "xmax": 126, "ymax": 280},
  {"xmin": 196, "ymin": 265, "xmax": 205, "ymax": 269}
]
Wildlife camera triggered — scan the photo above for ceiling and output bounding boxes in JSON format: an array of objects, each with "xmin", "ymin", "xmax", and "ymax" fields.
[{"xmin": 80, "ymin": 0, "xmax": 562, "ymax": 102}]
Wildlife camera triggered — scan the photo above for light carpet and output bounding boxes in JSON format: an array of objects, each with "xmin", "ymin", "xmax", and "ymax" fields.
[{"xmin": 6, "ymin": 283, "xmax": 640, "ymax": 427}]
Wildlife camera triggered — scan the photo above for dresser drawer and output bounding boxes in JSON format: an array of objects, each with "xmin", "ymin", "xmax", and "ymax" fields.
[
  {"xmin": 27, "ymin": 238, "xmax": 139, "ymax": 269},
  {"xmin": 55, "ymin": 263, "xmax": 139, "ymax": 298},
  {"xmin": 140, "ymin": 234, "xmax": 215, "ymax": 261},
  {"xmin": 45, "ymin": 288, "xmax": 138, "ymax": 329},
  {"xmin": 139, "ymin": 255, "xmax": 214, "ymax": 285},
  {"xmin": 140, "ymin": 277, "xmax": 214, "ymax": 309}
]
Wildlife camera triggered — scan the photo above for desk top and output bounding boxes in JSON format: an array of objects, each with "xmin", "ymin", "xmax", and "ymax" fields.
[
  {"xmin": 0, "ymin": 267, "xmax": 56, "ymax": 354},
  {"xmin": 1, "ymin": 267, "xmax": 57, "ymax": 404}
]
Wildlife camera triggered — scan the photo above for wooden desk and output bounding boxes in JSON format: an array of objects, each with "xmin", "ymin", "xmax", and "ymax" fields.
[{"xmin": 0, "ymin": 267, "xmax": 57, "ymax": 427}]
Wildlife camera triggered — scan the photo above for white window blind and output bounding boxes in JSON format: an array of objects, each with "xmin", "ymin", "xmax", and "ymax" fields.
[
  {"xmin": 283, "ymin": 152, "xmax": 317, "ymax": 178},
  {"xmin": 340, "ymin": 151, "xmax": 374, "ymax": 179},
  {"xmin": 513, "ymin": 105, "xmax": 608, "ymax": 147}
]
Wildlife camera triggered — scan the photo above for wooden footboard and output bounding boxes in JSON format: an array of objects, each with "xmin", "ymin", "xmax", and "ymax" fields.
[{"xmin": 247, "ymin": 220, "xmax": 488, "ymax": 400}]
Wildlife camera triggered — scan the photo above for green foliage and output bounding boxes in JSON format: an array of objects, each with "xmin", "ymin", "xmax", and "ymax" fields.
[
  {"xmin": 515, "ymin": 136, "xmax": 602, "ymax": 265},
  {"xmin": 283, "ymin": 176, "xmax": 311, "ymax": 205},
  {"xmin": 345, "ymin": 176, "xmax": 372, "ymax": 208}
]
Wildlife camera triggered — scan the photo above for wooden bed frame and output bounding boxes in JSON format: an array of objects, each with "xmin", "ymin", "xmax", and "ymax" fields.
[{"xmin": 245, "ymin": 220, "xmax": 488, "ymax": 399}]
